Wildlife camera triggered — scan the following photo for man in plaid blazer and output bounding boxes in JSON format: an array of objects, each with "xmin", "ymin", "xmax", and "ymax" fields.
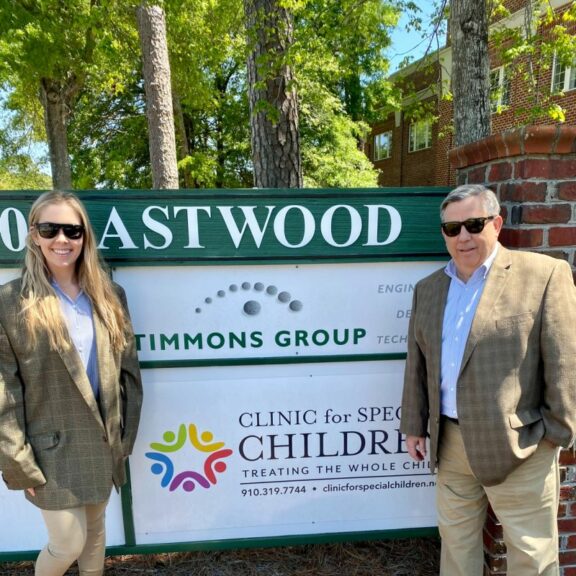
[{"xmin": 400, "ymin": 185, "xmax": 576, "ymax": 576}]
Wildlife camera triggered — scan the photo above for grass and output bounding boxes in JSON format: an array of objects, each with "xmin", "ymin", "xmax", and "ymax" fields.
[{"xmin": 0, "ymin": 539, "xmax": 441, "ymax": 575}]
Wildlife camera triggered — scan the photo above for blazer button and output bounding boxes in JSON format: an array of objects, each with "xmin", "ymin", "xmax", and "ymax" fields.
[{"xmin": 102, "ymin": 436, "xmax": 108, "ymax": 443}]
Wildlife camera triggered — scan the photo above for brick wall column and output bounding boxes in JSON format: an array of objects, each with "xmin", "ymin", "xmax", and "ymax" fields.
[{"xmin": 448, "ymin": 125, "xmax": 576, "ymax": 576}]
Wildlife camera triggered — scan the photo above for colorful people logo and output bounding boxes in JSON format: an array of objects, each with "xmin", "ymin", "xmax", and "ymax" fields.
[{"xmin": 145, "ymin": 424, "xmax": 233, "ymax": 492}]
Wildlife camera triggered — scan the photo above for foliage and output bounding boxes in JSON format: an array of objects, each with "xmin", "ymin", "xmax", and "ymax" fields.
[
  {"xmin": 289, "ymin": 0, "xmax": 407, "ymax": 186},
  {"xmin": 0, "ymin": 0, "xmax": 403, "ymax": 189},
  {"xmin": 68, "ymin": 79, "xmax": 152, "ymax": 189},
  {"xmin": 372, "ymin": 0, "xmax": 448, "ymax": 138},
  {"xmin": 0, "ymin": 87, "xmax": 51, "ymax": 190},
  {"xmin": 2, "ymin": 0, "xmax": 575, "ymax": 190},
  {"xmin": 291, "ymin": 0, "xmax": 403, "ymax": 125},
  {"xmin": 0, "ymin": 0, "xmax": 143, "ymax": 187},
  {"xmin": 1, "ymin": 0, "xmax": 575, "ymax": 190},
  {"xmin": 299, "ymin": 80, "xmax": 379, "ymax": 188},
  {"xmin": 165, "ymin": 0, "xmax": 252, "ymax": 188},
  {"xmin": 489, "ymin": 0, "xmax": 576, "ymax": 124},
  {"xmin": 0, "ymin": 164, "xmax": 51, "ymax": 190}
]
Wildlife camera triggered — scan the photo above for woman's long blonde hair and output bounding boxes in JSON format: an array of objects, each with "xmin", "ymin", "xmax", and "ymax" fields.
[{"xmin": 21, "ymin": 191, "xmax": 128, "ymax": 352}]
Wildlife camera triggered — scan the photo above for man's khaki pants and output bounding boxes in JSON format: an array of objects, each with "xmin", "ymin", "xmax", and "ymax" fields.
[{"xmin": 437, "ymin": 420, "xmax": 560, "ymax": 576}]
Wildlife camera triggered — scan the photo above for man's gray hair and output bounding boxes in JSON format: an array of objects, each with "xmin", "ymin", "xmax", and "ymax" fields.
[{"xmin": 440, "ymin": 185, "xmax": 500, "ymax": 218}]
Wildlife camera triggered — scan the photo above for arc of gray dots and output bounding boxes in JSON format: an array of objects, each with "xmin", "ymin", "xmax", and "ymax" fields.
[{"xmin": 195, "ymin": 281, "xmax": 303, "ymax": 316}]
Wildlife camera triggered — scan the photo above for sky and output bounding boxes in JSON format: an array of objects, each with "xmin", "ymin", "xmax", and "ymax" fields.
[{"xmin": 387, "ymin": 1, "xmax": 445, "ymax": 72}]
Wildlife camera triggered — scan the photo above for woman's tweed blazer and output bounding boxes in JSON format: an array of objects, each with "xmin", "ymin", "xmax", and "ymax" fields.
[{"xmin": 0, "ymin": 278, "xmax": 143, "ymax": 510}]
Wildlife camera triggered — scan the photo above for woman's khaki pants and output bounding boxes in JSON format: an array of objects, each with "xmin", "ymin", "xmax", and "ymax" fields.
[{"xmin": 35, "ymin": 500, "xmax": 108, "ymax": 576}]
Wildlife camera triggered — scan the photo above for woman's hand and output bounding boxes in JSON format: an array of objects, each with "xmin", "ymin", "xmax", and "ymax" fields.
[{"xmin": 26, "ymin": 487, "xmax": 36, "ymax": 497}]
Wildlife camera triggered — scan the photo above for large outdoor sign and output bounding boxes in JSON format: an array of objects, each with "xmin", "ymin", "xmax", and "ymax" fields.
[{"xmin": 0, "ymin": 188, "xmax": 449, "ymax": 559}]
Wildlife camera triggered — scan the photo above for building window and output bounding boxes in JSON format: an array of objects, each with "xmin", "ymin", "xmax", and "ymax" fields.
[
  {"xmin": 552, "ymin": 55, "xmax": 576, "ymax": 93},
  {"xmin": 374, "ymin": 131, "xmax": 392, "ymax": 160},
  {"xmin": 409, "ymin": 121, "xmax": 432, "ymax": 152},
  {"xmin": 490, "ymin": 66, "xmax": 511, "ymax": 113}
]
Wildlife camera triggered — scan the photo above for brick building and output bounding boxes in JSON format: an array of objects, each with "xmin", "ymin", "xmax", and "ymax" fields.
[{"xmin": 367, "ymin": 0, "xmax": 576, "ymax": 187}]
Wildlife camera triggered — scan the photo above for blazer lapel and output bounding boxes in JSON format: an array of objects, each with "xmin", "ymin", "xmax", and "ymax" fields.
[
  {"xmin": 431, "ymin": 272, "xmax": 450, "ymax": 347},
  {"xmin": 58, "ymin": 324, "xmax": 106, "ymax": 431},
  {"xmin": 459, "ymin": 247, "xmax": 512, "ymax": 373},
  {"xmin": 93, "ymin": 313, "xmax": 114, "ymax": 424},
  {"xmin": 427, "ymin": 271, "xmax": 451, "ymax": 390}
]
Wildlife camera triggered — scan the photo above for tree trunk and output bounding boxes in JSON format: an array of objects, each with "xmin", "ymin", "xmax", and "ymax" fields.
[
  {"xmin": 40, "ymin": 79, "xmax": 73, "ymax": 190},
  {"xmin": 137, "ymin": 3, "xmax": 179, "ymax": 189},
  {"xmin": 344, "ymin": 70, "xmax": 362, "ymax": 123},
  {"xmin": 450, "ymin": 0, "xmax": 491, "ymax": 147},
  {"xmin": 172, "ymin": 92, "xmax": 192, "ymax": 188},
  {"xmin": 244, "ymin": 0, "xmax": 302, "ymax": 188},
  {"xmin": 214, "ymin": 71, "xmax": 233, "ymax": 189}
]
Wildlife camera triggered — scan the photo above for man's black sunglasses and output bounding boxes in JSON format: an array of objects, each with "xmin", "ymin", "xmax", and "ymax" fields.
[
  {"xmin": 441, "ymin": 216, "xmax": 496, "ymax": 238},
  {"xmin": 35, "ymin": 222, "xmax": 85, "ymax": 240}
]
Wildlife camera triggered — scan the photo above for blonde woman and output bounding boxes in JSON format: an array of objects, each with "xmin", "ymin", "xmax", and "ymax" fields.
[{"xmin": 0, "ymin": 191, "xmax": 143, "ymax": 576}]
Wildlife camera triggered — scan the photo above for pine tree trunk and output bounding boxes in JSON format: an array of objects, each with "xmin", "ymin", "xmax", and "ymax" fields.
[
  {"xmin": 244, "ymin": 0, "xmax": 302, "ymax": 188},
  {"xmin": 172, "ymin": 92, "xmax": 193, "ymax": 188},
  {"xmin": 40, "ymin": 79, "xmax": 73, "ymax": 190},
  {"xmin": 344, "ymin": 70, "xmax": 362, "ymax": 123},
  {"xmin": 137, "ymin": 3, "xmax": 179, "ymax": 189},
  {"xmin": 450, "ymin": 0, "xmax": 491, "ymax": 147}
]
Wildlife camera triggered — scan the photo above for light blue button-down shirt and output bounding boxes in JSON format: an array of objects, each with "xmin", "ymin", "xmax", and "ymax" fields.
[
  {"xmin": 440, "ymin": 244, "xmax": 499, "ymax": 418},
  {"xmin": 52, "ymin": 281, "xmax": 100, "ymax": 400}
]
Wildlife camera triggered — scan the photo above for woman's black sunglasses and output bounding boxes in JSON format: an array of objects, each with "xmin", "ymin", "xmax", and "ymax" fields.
[
  {"xmin": 35, "ymin": 222, "xmax": 85, "ymax": 240},
  {"xmin": 441, "ymin": 216, "xmax": 496, "ymax": 238}
]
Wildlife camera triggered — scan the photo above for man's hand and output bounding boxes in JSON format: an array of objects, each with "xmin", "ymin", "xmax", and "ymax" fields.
[{"xmin": 406, "ymin": 435, "xmax": 427, "ymax": 462}]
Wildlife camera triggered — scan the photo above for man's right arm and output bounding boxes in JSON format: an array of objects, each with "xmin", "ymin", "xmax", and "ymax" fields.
[{"xmin": 406, "ymin": 435, "xmax": 427, "ymax": 461}]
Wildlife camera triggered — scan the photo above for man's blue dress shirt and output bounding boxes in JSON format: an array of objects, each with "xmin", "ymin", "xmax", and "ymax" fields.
[{"xmin": 440, "ymin": 245, "xmax": 499, "ymax": 418}]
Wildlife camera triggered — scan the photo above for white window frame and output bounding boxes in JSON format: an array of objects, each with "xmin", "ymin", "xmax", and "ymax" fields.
[
  {"xmin": 373, "ymin": 131, "xmax": 392, "ymax": 161},
  {"xmin": 490, "ymin": 66, "xmax": 511, "ymax": 113},
  {"xmin": 408, "ymin": 120, "xmax": 432, "ymax": 153},
  {"xmin": 551, "ymin": 54, "xmax": 576, "ymax": 93}
]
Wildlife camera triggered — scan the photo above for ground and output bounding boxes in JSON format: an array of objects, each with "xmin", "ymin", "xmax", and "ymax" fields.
[{"xmin": 0, "ymin": 539, "xmax": 440, "ymax": 575}]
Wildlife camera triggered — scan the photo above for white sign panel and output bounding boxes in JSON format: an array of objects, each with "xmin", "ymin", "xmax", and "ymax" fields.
[
  {"xmin": 115, "ymin": 261, "xmax": 444, "ymax": 362},
  {"xmin": 130, "ymin": 362, "xmax": 437, "ymax": 545}
]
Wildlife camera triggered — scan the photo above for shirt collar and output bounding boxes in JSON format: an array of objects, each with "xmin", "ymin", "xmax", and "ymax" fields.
[
  {"xmin": 445, "ymin": 242, "xmax": 500, "ymax": 283},
  {"xmin": 50, "ymin": 278, "xmax": 85, "ymax": 304}
]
